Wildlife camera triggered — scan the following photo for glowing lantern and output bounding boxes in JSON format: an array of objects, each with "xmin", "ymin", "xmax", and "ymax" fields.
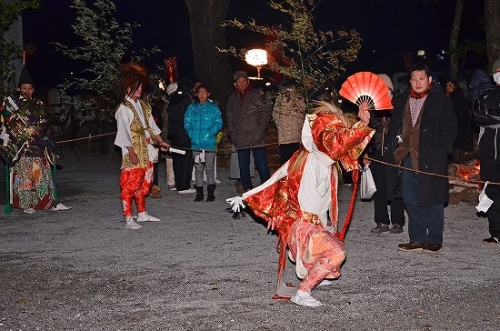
[{"xmin": 245, "ymin": 49, "xmax": 268, "ymax": 79}]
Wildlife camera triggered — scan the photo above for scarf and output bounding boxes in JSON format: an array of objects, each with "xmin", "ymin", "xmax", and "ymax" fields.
[{"xmin": 410, "ymin": 84, "xmax": 431, "ymax": 99}]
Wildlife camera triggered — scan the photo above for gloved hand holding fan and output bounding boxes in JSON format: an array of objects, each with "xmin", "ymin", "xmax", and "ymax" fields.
[{"xmin": 339, "ymin": 71, "xmax": 393, "ymax": 111}]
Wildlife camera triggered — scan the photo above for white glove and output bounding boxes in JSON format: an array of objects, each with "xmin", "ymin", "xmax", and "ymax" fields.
[
  {"xmin": 195, "ymin": 149, "xmax": 206, "ymax": 164},
  {"xmin": 226, "ymin": 196, "xmax": 245, "ymax": 213}
]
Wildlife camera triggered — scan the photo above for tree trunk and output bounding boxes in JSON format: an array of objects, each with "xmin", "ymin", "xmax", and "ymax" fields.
[
  {"xmin": 485, "ymin": 0, "xmax": 500, "ymax": 68},
  {"xmin": 183, "ymin": 0, "xmax": 234, "ymax": 112},
  {"xmin": 448, "ymin": 0, "xmax": 465, "ymax": 79}
]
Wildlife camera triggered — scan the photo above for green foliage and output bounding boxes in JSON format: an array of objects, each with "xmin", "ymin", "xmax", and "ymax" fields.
[
  {"xmin": 53, "ymin": 0, "xmax": 159, "ymax": 124},
  {"xmin": 218, "ymin": 0, "xmax": 362, "ymax": 111},
  {"xmin": 0, "ymin": 0, "xmax": 41, "ymax": 97}
]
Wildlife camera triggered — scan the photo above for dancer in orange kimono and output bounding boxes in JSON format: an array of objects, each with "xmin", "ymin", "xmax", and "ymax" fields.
[{"xmin": 228, "ymin": 101, "xmax": 373, "ymax": 307}]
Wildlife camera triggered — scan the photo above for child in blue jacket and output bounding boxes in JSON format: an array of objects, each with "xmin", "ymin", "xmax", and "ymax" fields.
[{"xmin": 184, "ymin": 84, "xmax": 223, "ymax": 201}]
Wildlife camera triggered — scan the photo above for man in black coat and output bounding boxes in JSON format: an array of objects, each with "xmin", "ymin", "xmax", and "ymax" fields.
[
  {"xmin": 385, "ymin": 63, "xmax": 457, "ymax": 253},
  {"xmin": 473, "ymin": 57, "xmax": 500, "ymax": 245},
  {"xmin": 167, "ymin": 78, "xmax": 196, "ymax": 194}
]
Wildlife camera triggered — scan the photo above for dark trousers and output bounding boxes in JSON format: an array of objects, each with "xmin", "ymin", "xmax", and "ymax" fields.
[
  {"xmin": 279, "ymin": 143, "xmax": 300, "ymax": 166},
  {"xmin": 153, "ymin": 161, "xmax": 159, "ymax": 186},
  {"xmin": 480, "ymin": 157, "xmax": 500, "ymax": 238},
  {"xmin": 402, "ymin": 156, "xmax": 444, "ymax": 245},
  {"xmin": 370, "ymin": 157, "xmax": 405, "ymax": 226},
  {"xmin": 237, "ymin": 148, "xmax": 270, "ymax": 190},
  {"xmin": 172, "ymin": 152, "xmax": 193, "ymax": 191}
]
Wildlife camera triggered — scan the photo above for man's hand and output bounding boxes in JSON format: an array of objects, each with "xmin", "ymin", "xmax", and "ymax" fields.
[
  {"xmin": 127, "ymin": 148, "xmax": 139, "ymax": 165},
  {"xmin": 358, "ymin": 102, "xmax": 371, "ymax": 125},
  {"xmin": 159, "ymin": 140, "xmax": 170, "ymax": 152}
]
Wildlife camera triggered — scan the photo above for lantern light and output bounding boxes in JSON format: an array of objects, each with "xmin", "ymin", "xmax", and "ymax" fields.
[{"xmin": 245, "ymin": 49, "xmax": 267, "ymax": 79}]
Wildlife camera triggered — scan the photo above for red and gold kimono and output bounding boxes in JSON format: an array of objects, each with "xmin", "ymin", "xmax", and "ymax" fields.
[
  {"xmin": 237, "ymin": 102, "xmax": 374, "ymax": 300},
  {"xmin": 114, "ymin": 97, "xmax": 161, "ymax": 217}
]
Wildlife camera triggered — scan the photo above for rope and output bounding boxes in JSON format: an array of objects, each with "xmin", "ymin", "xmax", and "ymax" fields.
[
  {"xmin": 52, "ymin": 133, "xmax": 493, "ymax": 188},
  {"xmin": 364, "ymin": 156, "xmax": 495, "ymax": 187}
]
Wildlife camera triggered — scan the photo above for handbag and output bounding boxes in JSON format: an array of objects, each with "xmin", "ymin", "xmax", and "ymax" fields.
[{"xmin": 360, "ymin": 165, "xmax": 377, "ymax": 200}]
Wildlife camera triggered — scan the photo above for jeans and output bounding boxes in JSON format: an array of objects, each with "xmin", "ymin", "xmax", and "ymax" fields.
[
  {"xmin": 402, "ymin": 156, "xmax": 444, "ymax": 245},
  {"xmin": 237, "ymin": 147, "xmax": 270, "ymax": 190}
]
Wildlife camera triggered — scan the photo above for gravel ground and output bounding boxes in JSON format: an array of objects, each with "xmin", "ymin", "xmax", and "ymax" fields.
[{"xmin": 0, "ymin": 146, "xmax": 499, "ymax": 331}]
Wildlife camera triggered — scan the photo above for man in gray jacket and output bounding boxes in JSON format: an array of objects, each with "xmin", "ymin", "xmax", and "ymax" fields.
[{"xmin": 226, "ymin": 71, "xmax": 271, "ymax": 192}]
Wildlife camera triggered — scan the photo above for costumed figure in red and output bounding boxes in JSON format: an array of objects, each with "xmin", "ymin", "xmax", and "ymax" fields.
[
  {"xmin": 114, "ymin": 62, "xmax": 171, "ymax": 229},
  {"xmin": 227, "ymin": 101, "xmax": 373, "ymax": 307}
]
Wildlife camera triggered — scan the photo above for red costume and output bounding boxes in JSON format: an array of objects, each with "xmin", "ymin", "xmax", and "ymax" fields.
[{"xmin": 228, "ymin": 101, "xmax": 374, "ymax": 306}]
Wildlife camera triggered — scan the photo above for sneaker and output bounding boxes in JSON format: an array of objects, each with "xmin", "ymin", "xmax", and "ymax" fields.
[
  {"xmin": 290, "ymin": 289, "xmax": 322, "ymax": 307},
  {"xmin": 389, "ymin": 224, "xmax": 403, "ymax": 234},
  {"xmin": 125, "ymin": 217, "xmax": 141, "ymax": 229},
  {"xmin": 168, "ymin": 186, "xmax": 177, "ymax": 191},
  {"xmin": 24, "ymin": 208, "xmax": 35, "ymax": 214},
  {"xmin": 397, "ymin": 242, "xmax": 425, "ymax": 252},
  {"xmin": 371, "ymin": 223, "xmax": 390, "ymax": 233},
  {"xmin": 137, "ymin": 212, "xmax": 160, "ymax": 222},
  {"xmin": 178, "ymin": 188, "xmax": 196, "ymax": 194},
  {"xmin": 483, "ymin": 236, "xmax": 500, "ymax": 245}
]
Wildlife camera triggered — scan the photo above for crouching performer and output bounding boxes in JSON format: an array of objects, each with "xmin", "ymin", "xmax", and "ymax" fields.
[{"xmin": 227, "ymin": 101, "xmax": 373, "ymax": 307}]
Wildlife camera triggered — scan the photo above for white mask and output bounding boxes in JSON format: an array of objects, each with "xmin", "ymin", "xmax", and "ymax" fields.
[{"xmin": 494, "ymin": 72, "xmax": 500, "ymax": 85}]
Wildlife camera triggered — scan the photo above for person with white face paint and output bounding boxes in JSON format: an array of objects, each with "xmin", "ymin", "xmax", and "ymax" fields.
[{"xmin": 473, "ymin": 57, "xmax": 500, "ymax": 245}]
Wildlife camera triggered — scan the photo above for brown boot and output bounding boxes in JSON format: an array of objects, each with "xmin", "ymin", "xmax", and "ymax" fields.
[{"xmin": 150, "ymin": 185, "xmax": 162, "ymax": 199}]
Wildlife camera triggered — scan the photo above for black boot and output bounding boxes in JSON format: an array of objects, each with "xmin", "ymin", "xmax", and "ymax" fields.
[
  {"xmin": 194, "ymin": 186, "xmax": 204, "ymax": 202},
  {"xmin": 207, "ymin": 184, "xmax": 216, "ymax": 202}
]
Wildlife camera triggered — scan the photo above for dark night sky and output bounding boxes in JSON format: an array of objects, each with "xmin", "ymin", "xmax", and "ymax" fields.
[{"xmin": 21, "ymin": 0, "xmax": 485, "ymax": 92}]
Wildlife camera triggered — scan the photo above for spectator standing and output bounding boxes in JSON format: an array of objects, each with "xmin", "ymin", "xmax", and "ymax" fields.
[
  {"xmin": 472, "ymin": 57, "xmax": 500, "ymax": 245},
  {"xmin": 226, "ymin": 71, "xmax": 271, "ymax": 192},
  {"xmin": 469, "ymin": 69, "xmax": 494, "ymax": 109},
  {"xmin": 363, "ymin": 74, "xmax": 406, "ymax": 234},
  {"xmin": 167, "ymin": 78, "xmax": 196, "ymax": 194},
  {"xmin": 445, "ymin": 79, "xmax": 473, "ymax": 155},
  {"xmin": 184, "ymin": 84, "xmax": 223, "ymax": 201},
  {"xmin": 114, "ymin": 62, "xmax": 170, "ymax": 229},
  {"xmin": 385, "ymin": 63, "xmax": 457, "ymax": 253},
  {"xmin": 272, "ymin": 79, "xmax": 306, "ymax": 165}
]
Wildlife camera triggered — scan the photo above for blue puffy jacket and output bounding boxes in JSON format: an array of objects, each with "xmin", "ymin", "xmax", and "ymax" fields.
[{"xmin": 184, "ymin": 100, "xmax": 223, "ymax": 150}]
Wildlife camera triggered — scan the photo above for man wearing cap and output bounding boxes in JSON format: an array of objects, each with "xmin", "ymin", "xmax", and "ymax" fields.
[
  {"xmin": 226, "ymin": 71, "xmax": 271, "ymax": 191},
  {"xmin": 473, "ymin": 57, "xmax": 500, "ymax": 245}
]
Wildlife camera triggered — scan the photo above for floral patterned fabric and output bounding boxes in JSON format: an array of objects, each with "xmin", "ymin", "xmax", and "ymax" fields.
[{"xmin": 12, "ymin": 155, "xmax": 55, "ymax": 210}]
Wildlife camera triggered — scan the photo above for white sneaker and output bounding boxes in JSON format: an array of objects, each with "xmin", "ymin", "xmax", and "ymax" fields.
[
  {"xmin": 318, "ymin": 279, "xmax": 335, "ymax": 286},
  {"xmin": 177, "ymin": 188, "xmax": 196, "ymax": 194},
  {"xmin": 24, "ymin": 208, "xmax": 35, "ymax": 214},
  {"xmin": 290, "ymin": 290, "xmax": 322, "ymax": 307},
  {"xmin": 137, "ymin": 211, "xmax": 160, "ymax": 222},
  {"xmin": 125, "ymin": 216, "xmax": 141, "ymax": 229},
  {"xmin": 168, "ymin": 186, "xmax": 177, "ymax": 191}
]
